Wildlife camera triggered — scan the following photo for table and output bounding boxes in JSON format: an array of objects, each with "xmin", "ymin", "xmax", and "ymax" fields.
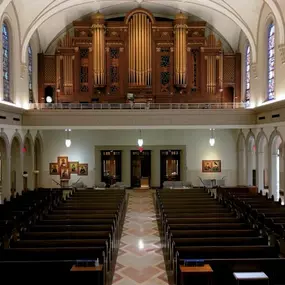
[
  {"xmin": 233, "ymin": 272, "xmax": 269, "ymax": 285},
  {"xmin": 180, "ymin": 264, "xmax": 213, "ymax": 285}
]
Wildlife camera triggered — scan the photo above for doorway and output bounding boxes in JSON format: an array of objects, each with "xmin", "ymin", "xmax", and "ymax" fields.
[
  {"xmin": 131, "ymin": 150, "xmax": 151, "ymax": 188},
  {"xmin": 160, "ymin": 150, "xmax": 181, "ymax": 187},
  {"xmin": 101, "ymin": 150, "xmax": 122, "ymax": 187}
]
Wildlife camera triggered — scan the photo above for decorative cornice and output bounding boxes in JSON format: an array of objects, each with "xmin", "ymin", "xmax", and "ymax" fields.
[
  {"xmin": 251, "ymin": 63, "xmax": 258, "ymax": 79},
  {"xmin": 278, "ymin": 44, "xmax": 285, "ymax": 64},
  {"xmin": 20, "ymin": 63, "xmax": 27, "ymax": 79}
]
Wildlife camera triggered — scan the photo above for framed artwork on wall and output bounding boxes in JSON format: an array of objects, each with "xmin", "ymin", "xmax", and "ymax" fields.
[
  {"xmin": 69, "ymin": 161, "xmax": 79, "ymax": 174},
  {"xmin": 60, "ymin": 167, "xmax": 70, "ymax": 179},
  {"xmin": 78, "ymin": 163, "xmax": 88, "ymax": 176},
  {"xmin": 49, "ymin": 163, "xmax": 59, "ymax": 175},
  {"xmin": 58, "ymin": 156, "xmax": 68, "ymax": 168},
  {"xmin": 202, "ymin": 160, "xmax": 221, "ymax": 173}
]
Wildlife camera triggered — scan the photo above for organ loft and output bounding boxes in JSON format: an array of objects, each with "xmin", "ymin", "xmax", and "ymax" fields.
[{"xmin": 38, "ymin": 8, "xmax": 241, "ymax": 104}]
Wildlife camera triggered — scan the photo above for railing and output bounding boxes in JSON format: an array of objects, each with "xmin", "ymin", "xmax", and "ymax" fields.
[{"xmin": 28, "ymin": 102, "xmax": 246, "ymax": 110}]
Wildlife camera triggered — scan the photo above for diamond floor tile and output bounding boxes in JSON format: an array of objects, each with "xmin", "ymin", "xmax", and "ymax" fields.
[{"xmin": 112, "ymin": 190, "xmax": 169, "ymax": 285}]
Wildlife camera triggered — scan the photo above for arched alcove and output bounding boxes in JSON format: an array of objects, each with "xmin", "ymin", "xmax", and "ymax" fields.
[
  {"xmin": 10, "ymin": 135, "xmax": 22, "ymax": 195},
  {"xmin": 246, "ymin": 132, "xmax": 256, "ymax": 186},
  {"xmin": 23, "ymin": 134, "xmax": 34, "ymax": 190},
  {"xmin": 237, "ymin": 132, "xmax": 246, "ymax": 185},
  {"xmin": 34, "ymin": 135, "xmax": 43, "ymax": 189},
  {"xmin": 0, "ymin": 133, "xmax": 10, "ymax": 202},
  {"xmin": 269, "ymin": 130, "xmax": 283, "ymax": 201},
  {"xmin": 256, "ymin": 131, "xmax": 269, "ymax": 195}
]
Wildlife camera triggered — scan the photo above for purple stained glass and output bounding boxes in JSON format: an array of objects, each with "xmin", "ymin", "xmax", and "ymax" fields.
[
  {"xmin": 28, "ymin": 45, "xmax": 32, "ymax": 90},
  {"xmin": 245, "ymin": 45, "xmax": 251, "ymax": 104},
  {"xmin": 268, "ymin": 23, "xmax": 275, "ymax": 100},
  {"xmin": 2, "ymin": 22, "xmax": 10, "ymax": 101}
]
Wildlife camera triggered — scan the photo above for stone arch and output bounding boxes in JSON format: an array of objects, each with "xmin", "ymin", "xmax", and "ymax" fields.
[
  {"xmin": 268, "ymin": 129, "xmax": 284, "ymax": 201},
  {"xmin": 0, "ymin": 130, "xmax": 10, "ymax": 201},
  {"xmin": 23, "ymin": 131, "xmax": 34, "ymax": 190},
  {"xmin": 237, "ymin": 130, "xmax": 246, "ymax": 185},
  {"xmin": 245, "ymin": 130, "xmax": 256, "ymax": 186},
  {"xmin": 20, "ymin": 0, "xmax": 257, "ymax": 64},
  {"xmin": 10, "ymin": 131, "xmax": 23, "ymax": 194},
  {"xmin": 256, "ymin": 129, "xmax": 269, "ymax": 194}
]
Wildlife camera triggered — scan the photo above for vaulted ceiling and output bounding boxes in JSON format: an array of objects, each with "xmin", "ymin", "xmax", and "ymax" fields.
[{"xmin": 1, "ymin": 0, "xmax": 284, "ymax": 64}]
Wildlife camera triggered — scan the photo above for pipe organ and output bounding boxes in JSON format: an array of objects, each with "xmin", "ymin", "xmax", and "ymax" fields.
[
  {"xmin": 38, "ymin": 8, "xmax": 241, "ymax": 104},
  {"xmin": 128, "ymin": 12, "xmax": 152, "ymax": 87}
]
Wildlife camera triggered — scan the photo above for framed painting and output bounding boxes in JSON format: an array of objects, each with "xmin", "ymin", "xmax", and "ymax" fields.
[
  {"xmin": 78, "ymin": 163, "xmax": 88, "ymax": 176},
  {"xmin": 58, "ymin": 156, "xmax": 68, "ymax": 168},
  {"xmin": 202, "ymin": 160, "xmax": 221, "ymax": 173},
  {"xmin": 69, "ymin": 161, "xmax": 79, "ymax": 174},
  {"xmin": 60, "ymin": 167, "xmax": 70, "ymax": 179},
  {"xmin": 49, "ymin": 163, "xmax": 59, "ymax": 175}
]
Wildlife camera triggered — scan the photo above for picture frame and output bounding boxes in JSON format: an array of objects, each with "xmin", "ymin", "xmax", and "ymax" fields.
[
  {"xmin": 202, "ymin": 160, "xmax": 221, "ymax": 173},
  {"xmin": 78, "ymin": 163, "xmax": 88, "ymax": 176},
  {"xmin": 49, "ymin": 163, "xmax": 59, "ymax": 175},
  {"xmin": 69, "ymin": 161, "xmax": 79, "ymax": 174},
  {"xmin": 58, "ymin": 156, "xmax": 68, "ymax": 168},
  {"xmin": 60, "ymin": 167, "xmax": 70, "ymax": 179}
]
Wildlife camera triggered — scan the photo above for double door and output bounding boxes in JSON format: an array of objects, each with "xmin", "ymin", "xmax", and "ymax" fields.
[
  {"xmin": 131, "ymin": 150, "xmax": 151, "ymax": 188},
  {"xmin": 160, "ymin": 150, "xmax": 181, "ymax": 187},
  {"xmin": 101, "ymin": 150, "xmax": 122, "ymax": 187}
]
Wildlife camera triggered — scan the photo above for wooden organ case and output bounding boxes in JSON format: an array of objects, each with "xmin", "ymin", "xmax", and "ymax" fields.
[{"xmin": 38, "ymin": 8, "xmax": 241, "ymax": 104}]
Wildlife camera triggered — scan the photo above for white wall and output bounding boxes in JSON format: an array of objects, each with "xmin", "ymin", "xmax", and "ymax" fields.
[{"xmin": 41, "ymin": 129, "xmax": 238, "ymax": 188}]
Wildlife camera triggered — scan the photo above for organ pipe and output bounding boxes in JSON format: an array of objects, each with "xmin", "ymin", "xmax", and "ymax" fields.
[
  {"xmin": 128, "ymin": 12, "xmax": 152, "ymax": 86},
  {"xmin": 206, "ymin": 56, "xmax": 217, "ymax": 94},
  {"xmin": 174, "ymin": 12, "xmax": 188, "ymax": 87},
  {"xmin": 91, "ymin": 12, "xmax": 106, "ymax": 86},
  {"xmin": 63, "ymin": 55, "xmax": 73, "ymax": 95}
]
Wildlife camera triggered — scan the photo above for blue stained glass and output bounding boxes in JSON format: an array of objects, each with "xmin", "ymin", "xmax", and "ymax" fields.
[
  {"xmin": 245, "ymin": 45, "xmax": 251, "ymax": 106},
  {"xmin": 2, "ymin": 22, "xmax": 10, "ymax": 101},
  {"xmin": 28, "ymin": 45, "xmax": 32, "ymax": 91},
  {"xmin": 267, "ymin": 23, "xmax": 275, "ymax": 100}
]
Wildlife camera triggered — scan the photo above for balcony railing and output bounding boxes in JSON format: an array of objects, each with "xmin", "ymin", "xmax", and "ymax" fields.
[{"xmin": 28, "ymin": 102, "xmax": 246, "ymax": 110}]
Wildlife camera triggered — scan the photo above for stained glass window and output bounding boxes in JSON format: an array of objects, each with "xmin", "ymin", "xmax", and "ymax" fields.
[
  {"xmin": 2, "ymin": 22, "xmax": 10, "ymax": 101},
  {"xmin": 245, "ymin": 45, "xmax": 251, "ymax": 107},
  {"xmin": 267, "ymin": 23, "xmax": 275, "ymax": 100},
  {"xmin": 28, "ymin": 44, "xmax": 33, "ymax": 102}
]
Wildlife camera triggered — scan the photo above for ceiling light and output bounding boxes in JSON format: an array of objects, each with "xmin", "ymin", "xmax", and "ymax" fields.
[{"xmin": 46, "ymin": 96, "xmax": 52, "ymax": 103}]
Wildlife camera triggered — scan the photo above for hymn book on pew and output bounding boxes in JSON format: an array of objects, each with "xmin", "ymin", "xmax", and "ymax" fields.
[
  {"xmin": 75, "ymin": 258, "xmax": 100, "ymax": 267},
  {"xmin": 183, "ymin": 259, "xmax": 205, "ymax": 267}
]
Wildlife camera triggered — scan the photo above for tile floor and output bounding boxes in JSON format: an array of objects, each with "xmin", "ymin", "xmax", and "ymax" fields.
[{"xmin": 112, "ymin": 190, "xmax": 169, "ymax": 285}]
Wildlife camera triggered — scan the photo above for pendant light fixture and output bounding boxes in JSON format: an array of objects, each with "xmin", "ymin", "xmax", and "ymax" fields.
[
  {"xmin": 65, "ymin": 129, "xmax": 71, "ymax": 148},
  {"xmin": 137, "ymin": 130, "xmax": 143, "ymax": 147},
  {"xmin": 209, "ymin": 128, "xmax": 215, "ymax": 147}
]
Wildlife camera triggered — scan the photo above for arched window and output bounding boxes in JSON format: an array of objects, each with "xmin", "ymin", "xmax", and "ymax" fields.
[
  {"xmin": 2, "ymin": 22, "xmax": 10, "ymax": 102},
  {"xmin": 245, "ymin": 45, "xmax": 251, "ymax": 107},
  {"xmin": 267, "ymin": 23, "xmax": 275, "ymax": 101},
  {"xmin": 28, "ymin": 44, "xmax": 33, "ymax": 102}
]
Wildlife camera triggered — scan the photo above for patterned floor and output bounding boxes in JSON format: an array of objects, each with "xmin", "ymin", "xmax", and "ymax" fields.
[{"xmin": 112, "ymin": 190, "xmax": 169, "ymax": 285}]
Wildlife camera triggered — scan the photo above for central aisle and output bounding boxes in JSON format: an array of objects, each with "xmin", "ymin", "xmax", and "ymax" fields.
[{"xmin": 112, "ymin": 190, "xmax": 169, "ymax": 285}]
